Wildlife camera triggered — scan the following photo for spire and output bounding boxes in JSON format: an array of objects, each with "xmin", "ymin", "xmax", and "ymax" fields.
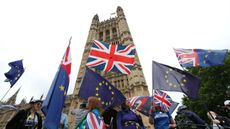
[
  {"xmin": 6, "ymin": 87, "xmax": 21, "ymax": 105},
  {"xmin": 20, "ymin": 98, "xmax": 27, "ymax": 105},
  {"xmin": 92, "ymin": 14, "xmax": 99, "ymax": 23},
  {"xmin": 40, "ymin": 94, "xmax": 44, "ymax": 100}
]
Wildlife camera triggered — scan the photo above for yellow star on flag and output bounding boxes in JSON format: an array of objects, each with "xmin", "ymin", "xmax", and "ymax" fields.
[{"xmin": 59, "ymin": 85, "xmax": 65, "ymax": 91}]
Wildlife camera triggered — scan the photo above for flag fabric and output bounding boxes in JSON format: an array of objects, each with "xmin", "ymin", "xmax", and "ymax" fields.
[
  {"xmin": 83, "ymin": 111, "xmax": 106, "ymax": 129},
  {"xmin": 168, "ymin": 101, "xmax": 179, "ymax": 115},
  {"xmin": 128, "ymin": 95, "xmax": 178, "ymax": 116},
  {"xmin": 42, "ymin": 41, "xmax": 71, "ymax": 129},
  {"xmin": 174, "ymin": 48, "xmax": 228, "ymax": 68},
  {"xmin": 153, "ymin": 90, "xmax": 172, "ymax": 112},
  {"xmin": 86, "ymin": 40, "xmax": 136, "ymax": 74},
  {"xmin": 152, "ymin": 61, "xmax": 201, "ymax": 99},
  {"xmin": 0, "ymin": 104, "xmax": 17, "ymax": 110},
  {"xmin": 78, "ymin": 67, "xmax": 126, "ymax": 108},
  {"xmin": 4, "ymin": 60, "xmax": 24, "ymax": 88},
  {"xmin": 128, "ymin": 96, "xmax": 151, "ymax": 116}
]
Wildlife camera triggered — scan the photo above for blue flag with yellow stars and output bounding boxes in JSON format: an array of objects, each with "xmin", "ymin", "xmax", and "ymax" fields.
[
  {"xmin": 174, "ymin": 48, "xmax": 228, "ymax": 68},
  {"xmin": 4, "ymin": 60, "xmax": 24, "ymax": 88},
  {"xmin": 78, "ymin": 67, "xmax": 126, "ymax": 108},
  {"xmin": 42, "ymin": 42, "xmax": 71, "ymax": 129},
  {"xmin": 152, "ymin": 61, "xmax": 201, "ymax": 99}
]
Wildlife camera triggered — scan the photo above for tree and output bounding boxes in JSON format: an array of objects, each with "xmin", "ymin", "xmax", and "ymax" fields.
[{"xmin": 182, "ymin": 52, "xmax": 230, "ymax": 122}]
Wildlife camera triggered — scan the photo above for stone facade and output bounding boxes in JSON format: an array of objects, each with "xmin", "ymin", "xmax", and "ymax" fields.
[{"xmin": 68, "ymin": 6, "xmax": 151, "ymax": 129}]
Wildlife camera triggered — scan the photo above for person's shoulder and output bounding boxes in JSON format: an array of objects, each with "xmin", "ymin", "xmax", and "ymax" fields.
[{"xmin": 17, "ymin": 109, "xmax": 27, "ymax": 114}]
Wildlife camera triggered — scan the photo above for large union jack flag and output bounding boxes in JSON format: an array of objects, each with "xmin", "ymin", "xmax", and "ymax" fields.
[
  {"xmin": 86, "ymin": 40, "xmax": 136, "ymax": 74},
  {"xmin": 174, "ymin": 48, "xmax": 199, "ymax": 67},
  {"xmin": 153, "ymin": 90, "xmax": 172, "ymax": 112}
]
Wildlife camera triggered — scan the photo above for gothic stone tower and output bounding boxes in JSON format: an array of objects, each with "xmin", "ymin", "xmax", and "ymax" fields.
[
  {"xmin": 69, "ymin": 6, "xmax": 150, "ymax": 128},
  {"xmin": 74, "ymin": 6, "xmax": 149, "ymax": 98}
]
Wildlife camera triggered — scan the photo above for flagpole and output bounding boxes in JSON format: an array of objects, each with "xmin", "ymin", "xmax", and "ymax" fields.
[
  {"xmin": 151, "ymin": 61, "xmax": 156, "ymax": 114},
  {"xmin": 0, "ymin": 87, "xmax": 11, "ymax": 102}
]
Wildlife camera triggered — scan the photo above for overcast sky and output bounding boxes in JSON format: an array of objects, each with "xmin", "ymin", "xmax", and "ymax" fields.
[{"xmin": 0, "ymin": 0, "xmax": 230, "ymax": 105}]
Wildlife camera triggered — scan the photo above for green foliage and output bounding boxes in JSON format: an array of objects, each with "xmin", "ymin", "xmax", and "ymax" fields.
[{"xmin": 182, "ymin": 52, "xmax": 230, "ymax": 122}]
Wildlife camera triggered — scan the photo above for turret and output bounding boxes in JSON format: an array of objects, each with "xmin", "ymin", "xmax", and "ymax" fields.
[{"xmin": 116, "ymin": 6, "xmax": 125, "ymax": 17}]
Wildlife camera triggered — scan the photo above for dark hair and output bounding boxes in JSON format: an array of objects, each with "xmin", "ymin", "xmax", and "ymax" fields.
[
  {"xmin": 80, "ymin": 101, "xmax": 87, "ymax": 108},
  {"xmin": 29, "ymin": 100, "xmax": 42, "ymax": 104}
]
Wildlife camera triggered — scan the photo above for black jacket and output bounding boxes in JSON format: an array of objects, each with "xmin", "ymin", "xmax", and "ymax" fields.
[{"xmin": 6, "ymin": 108, "xmax": 42, "ymax": 129}]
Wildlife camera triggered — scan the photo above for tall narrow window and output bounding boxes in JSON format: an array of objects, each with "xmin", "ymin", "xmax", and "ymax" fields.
[
  {"xmin": 106, "ymin": 30, "xmax": 110, "ymax": 41},
  {"xmin": 112, "ymin": 28, "xmax": 117, "ymax": 38}
]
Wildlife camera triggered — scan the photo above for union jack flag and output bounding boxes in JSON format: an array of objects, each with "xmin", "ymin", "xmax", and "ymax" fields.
[
  {"xmin": 128, "ymin": 96, "xmax": 151, "ymax": 116},
  {"xmin": 153, "ymin": 90, "xmax": 172, "ymax": 112},
  {"xmin": 174, "ymin": 48, "xmax": 199, "ymax": 67},
  {"xmin": 86, "ymin": 40, "xmax": 136, "ymax": 74},
  {"xmin": 83, "ymin": 110, "xmax": 106, "ymax": 129}
]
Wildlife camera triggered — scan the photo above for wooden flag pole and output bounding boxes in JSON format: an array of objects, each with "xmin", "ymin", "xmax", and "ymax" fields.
[{"xmin": 0, "ymin": 87, "xmax": 11, "ymax": 102}]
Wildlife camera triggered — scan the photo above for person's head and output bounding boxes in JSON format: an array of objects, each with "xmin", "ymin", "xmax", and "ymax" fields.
[
  {"xmin": 154, "ymin": 105, "xmax": 162, "ymax": 111},
  {"xmin": 29, "ymin": 100, "xmax": 42, "ymax": 112},
  {"xmin": 224, "ymin": 100, "xmax": 230, "ymax": 110},
  {"xmin": 121, "ymin": 101, "xmax": 130, "ymax": 110},
  {"xmin": 80, "ymin": 101, "xmax": 87, "ymax": 109},
  {"xmin": 87, "ymin": 96, "xmax": 102, "ymax": 112}
]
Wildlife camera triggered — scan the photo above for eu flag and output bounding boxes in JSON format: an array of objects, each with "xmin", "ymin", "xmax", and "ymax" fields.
[
  {"xmin": 4, "ymin": 60, "xmax": 24, "ymax": 88},
  {"xmin": 174, "ymin": 48, "xmax": 228, "ymax": 68},
  {"xmin": 78, "ymin": 67, "xmax": 126, "ymax": 108},
  {"xmin": 152, "ymin": 61, "xmax": 201, "ymax": 99},
  {"xmin": 42, "ymin": 41, "xmax": 71, "ymax": 129}
]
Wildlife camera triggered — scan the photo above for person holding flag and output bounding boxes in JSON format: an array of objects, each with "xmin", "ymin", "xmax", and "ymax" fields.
[
  {"xmin": 6, "ymin": 100, "xmax": 43, "ymax": 129},
  {"xmin": 77, "ymin": 96, "xmax": 106, "ymax": 129},
  {"xmin": 149, "ymin": 105, "xmax": 176, "ymax": 129},
  {"xmin": 149, "ymin": 90, "xmax": 176, "ymax": 129},
  {"xmin": 116, "ymin": 101, "xmax": 145, "ymax": 129}
]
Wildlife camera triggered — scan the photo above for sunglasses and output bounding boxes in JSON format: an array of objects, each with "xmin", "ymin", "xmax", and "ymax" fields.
[{"xmin": 35, "ymin": 103, "xmax": 42, "ymax": 106}]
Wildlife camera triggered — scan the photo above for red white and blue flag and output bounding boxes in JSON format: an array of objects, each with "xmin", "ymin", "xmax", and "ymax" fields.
[
  {"xmin": 128, "ymin": 95, "xmax": 177, "ymax": 116},
  {"xmin": 174, "ymin": 48, "xmax": 199, "ymax": 67},
  {"xmin": 128, "ymin": 96, "xmax": 151, "ymax": 116},
  {"xmin": 174, "ymin": 48, "xmax": 227, "ymax": 68},
  {"xmin": 153, "ymin": 90, "xmax": 172, "ymax": 112},
  {"xmin": 85, "ymin": 112, "xmax": 106, "ymax": 129},
  {"xmin": 86, "ymin": 40, "xmax": 136, "ymax": 74}
]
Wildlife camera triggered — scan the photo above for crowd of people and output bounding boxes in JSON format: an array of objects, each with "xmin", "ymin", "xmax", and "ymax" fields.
[{"xmin": 4, "ymin": 98, "xmax": 230, "ymax": 129}]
